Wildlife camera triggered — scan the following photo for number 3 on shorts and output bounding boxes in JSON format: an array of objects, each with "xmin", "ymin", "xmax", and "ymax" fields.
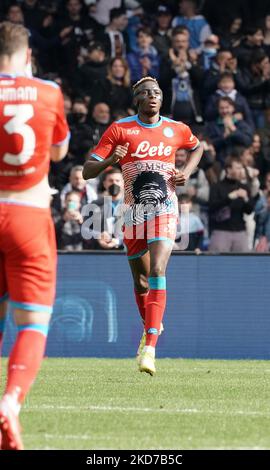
[{"xmin": 3, "ymin": 104, "xmax": 36, "ymax": 165}]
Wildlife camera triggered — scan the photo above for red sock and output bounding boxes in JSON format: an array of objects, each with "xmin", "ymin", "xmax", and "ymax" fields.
[
  {"xmin": 134, "ymin": 290, "xmax": 149, "ymax": 324},
  {"xmin": 5, "ymin": 329, "xmax": 47, "ymax": 404},
  {"xmin": 145, "ymin": 277, "xmax": 166, "ymax": 348}
]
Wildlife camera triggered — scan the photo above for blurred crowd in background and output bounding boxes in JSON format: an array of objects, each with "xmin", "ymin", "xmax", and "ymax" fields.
[{"xmin": 2, "ymin": 0, "xmax": 270, "ymax": 252}]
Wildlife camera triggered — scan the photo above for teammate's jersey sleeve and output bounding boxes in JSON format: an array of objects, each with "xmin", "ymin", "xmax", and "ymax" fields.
[
  {"xmin": 52, "ymin": 88, "xmax": 70, "ymax": 146},
  {"xmin": 180, "ymin": 123, "xmax": 200, "ymax": 151},
  {"xmin": 91, "ymin": 123, "xmax": 122, "ymax": 161}
]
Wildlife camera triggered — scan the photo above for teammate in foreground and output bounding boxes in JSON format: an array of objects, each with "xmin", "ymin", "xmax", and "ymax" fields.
[
  {"xmin": 83, "ymin": 77, "xmax": 203, "ymax": 376},
  {"xmin": 0, "ymin": 22, "xmax": 69, "ymax": 449}
]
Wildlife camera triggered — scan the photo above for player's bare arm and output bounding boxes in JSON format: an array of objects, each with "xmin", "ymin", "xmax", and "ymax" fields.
[
  {"xmin": 83, "ymin": 143, "xmax": 129, "ymax": 180},
  {"xmin": 50, "ymin": 142, "xmax": 69, "ymax": 162}
]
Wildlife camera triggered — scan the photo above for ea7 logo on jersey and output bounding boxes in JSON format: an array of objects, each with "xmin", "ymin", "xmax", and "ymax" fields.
[
  {"xmin": 131, "ymin": 140, "xmax": 172, "ymax": 158},
  {"xmin": 127, "ymin": 129, "xmax": 140, "ymax": 135}
]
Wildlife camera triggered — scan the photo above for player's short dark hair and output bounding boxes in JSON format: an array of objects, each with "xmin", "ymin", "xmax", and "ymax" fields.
[
  {"xmin": 0, "ymin": 21, "xmax": 29, "ymax": 57},
  {"xmin": 132, "ymin": 76, "xmax": 159, "ymax": 95}
]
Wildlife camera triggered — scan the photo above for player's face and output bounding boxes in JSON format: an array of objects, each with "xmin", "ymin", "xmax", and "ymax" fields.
[{"xmin": 134, "ymin": 81, "xmax": 162, "ymax": 117}]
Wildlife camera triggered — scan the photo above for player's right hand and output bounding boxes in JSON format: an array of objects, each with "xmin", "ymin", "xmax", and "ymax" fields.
[{"xmin": 110, "ymin": 143, "xmax": 129, "ymax": 163}]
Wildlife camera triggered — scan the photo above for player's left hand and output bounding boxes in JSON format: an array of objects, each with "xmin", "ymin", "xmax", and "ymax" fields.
[{"xmin": 172, "ymin": 169, "xmax": 189, "ymax": 186}]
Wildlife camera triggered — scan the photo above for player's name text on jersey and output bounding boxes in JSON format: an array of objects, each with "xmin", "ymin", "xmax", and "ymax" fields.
[
  {"xmin": 130, "ymin": 140, "xmax": 172, "ymax": 158},
  {"xmin": 0, "ymin": 86, "xmax": 38, "ymax": 101}
]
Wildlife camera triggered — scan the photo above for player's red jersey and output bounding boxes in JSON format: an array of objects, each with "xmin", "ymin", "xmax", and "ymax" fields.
[
  {"xmin": 91, "ymin": 114, "xmax": 200, "ymax": 225},
  {"xmin": 0, "ymin": 74, "xmax": 69, "ymax": 191}
]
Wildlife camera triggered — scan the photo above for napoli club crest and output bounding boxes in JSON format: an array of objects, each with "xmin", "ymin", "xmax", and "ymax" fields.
[{"xmin": 163, "ymin": 127, "xmax": 174, "ymax": 138}]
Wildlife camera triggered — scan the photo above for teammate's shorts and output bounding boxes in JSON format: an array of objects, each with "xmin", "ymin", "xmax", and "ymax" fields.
[
  {"xmin": 0, "ymin": 203, "xmax": 57, "ymax": 313},
  {"xmin": 123, "ymin": 214, "xmax": 177, "ymax": 260}
]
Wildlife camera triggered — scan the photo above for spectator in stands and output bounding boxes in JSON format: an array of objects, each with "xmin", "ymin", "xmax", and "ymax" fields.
[
  {"xmin": 153, "ymin": 4, "xmax": 173, "ymax": 59},
  {"xmin": 97, "ymin": 8, "xmax": 128, "ymax": 58},
  {"xmin": 205, "ymin": 72, "xmax": 254, "ymax": 130},
  {"xmin": 251, "ymin": 133, "xmax": 270, "ymax": 184},
  {"xmin": 160, "ymin": 26, "xmax": 203, "ymax": 119},
  {"xmin": 89, "ymin": 168, "xmax": 125, "ymax": 250},
  {"xmin": 127, "ymin": 27, "xmax": 160, "ymax": 83},
  {"xmin": 68, "ymin": 98, "xmax": 93, "ymax": 165},
  {"xmin": 209, "ymin": 156, "xmax": 255, "ymax": 252},
  {"xmin": 231, "ymin": 146, "xmax": 260, "ymax": 197},
  {"xmin": 262, "ymin": 170, "xmax": 270, "ymax": 194},
  {"xmin": 199, "ymin": 34, "xmax": 220, "ymax": 71},
  {"xmin": 201, "ymin": 48, "xmax": 241, "ymax": 103},
  {"xmin": 172, "ymin": 0, "xmax": 212, "ymax": 51},
  {"xmin": 6, "ymin": 4, "xmax": 24, "ymax": 25},
  {"xmin": 22, "ymin": 0, "xmax": 46, "ymax": 31},
  {"xmin": 90, "ymin": 57, "xmax": 133, "ymax": 114},
  {"xmin": 55, "ymin": 0, "xmax": 91, "ymax": 74},
  {"xmin": 263, "ymin": 14, "xmax": 270, "ymax": 55},
  {"xmin": 174, "ymin": 194, "xmax": 204, "ymax": 251},
  {"xmin": 175, "ymin": 148, "xmax": 210, "ymax": 217},
  {"xmin": 255, "ymin": 191, "xmax": 270, "ymax": 251},
  {"xmin": 68, "ymin": 97, "xmax": 88, "ymax": 126},
  {"xmin": 60, "ymin": 165, "xmax": 97, "ymax": 209},
  {"xmin": 231, "ymin": 146, "xmax": 261, "ymax": 249},
  {"xmin": 218, "ymin": 16, "xmax": 243, "ymax": 49},
  {"xmin": 88, "ymin": 102, "xmax": 111, "ymax": 145},
  {"xmin": 235, "ymin": 26, "xmax": 265, "ymax": 68},
  {"xmin": 125, "ymin": 1, "xmax": 145, "ymax": 53},
  {"xmin": 195, "ymin": 132, "xmax": 219, "ymax": 184},
  {"xmin": 57, "ymin": 191, "xmax": 84, "ymax": 251},
  {"xmin": 63, "ymin": 93, "xmax": 72, "ymax": 117},
  {"xmin": 206, "ymin": 96, "xmax": 253, "ymax": 165},
  {"xmin": 91, "ymin": 0, "xmax": 123, "ymax": 26},
  {"xmin": 236, "ymin": 49, "xmax": 270, "ymax": 129},
  {"xmin": 74, "ymin": 41, "xmax": 108, "ymax": 98}
]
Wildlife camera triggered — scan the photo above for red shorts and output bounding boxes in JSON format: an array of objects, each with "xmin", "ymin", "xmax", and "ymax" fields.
[
  {"xmin": 0, "ymin": 203, "xmax": 57, "ymax": 313},
  {"xmin": 123, "ymin": 214, "xmax": 177, "ymax": 259}
]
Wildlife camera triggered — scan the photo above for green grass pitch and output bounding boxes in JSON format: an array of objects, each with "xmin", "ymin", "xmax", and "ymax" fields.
[{"xmin": 1, "ymin": 358, "xmax": 270, "ymax": 450}]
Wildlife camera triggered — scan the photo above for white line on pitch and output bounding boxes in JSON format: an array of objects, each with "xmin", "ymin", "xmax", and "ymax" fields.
[{"xmin": 23, "ymin": 404, "xmax": 270, "ymax": 417}]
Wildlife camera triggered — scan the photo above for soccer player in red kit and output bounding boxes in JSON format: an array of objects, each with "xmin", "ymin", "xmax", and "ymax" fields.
[
  {"xmin": 83, "ymin": 76, "xmax": 203, "ymax": 376},
  {"xmin": 0, "ymin": 22, "xmax": 69, "ymax": 449}
]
